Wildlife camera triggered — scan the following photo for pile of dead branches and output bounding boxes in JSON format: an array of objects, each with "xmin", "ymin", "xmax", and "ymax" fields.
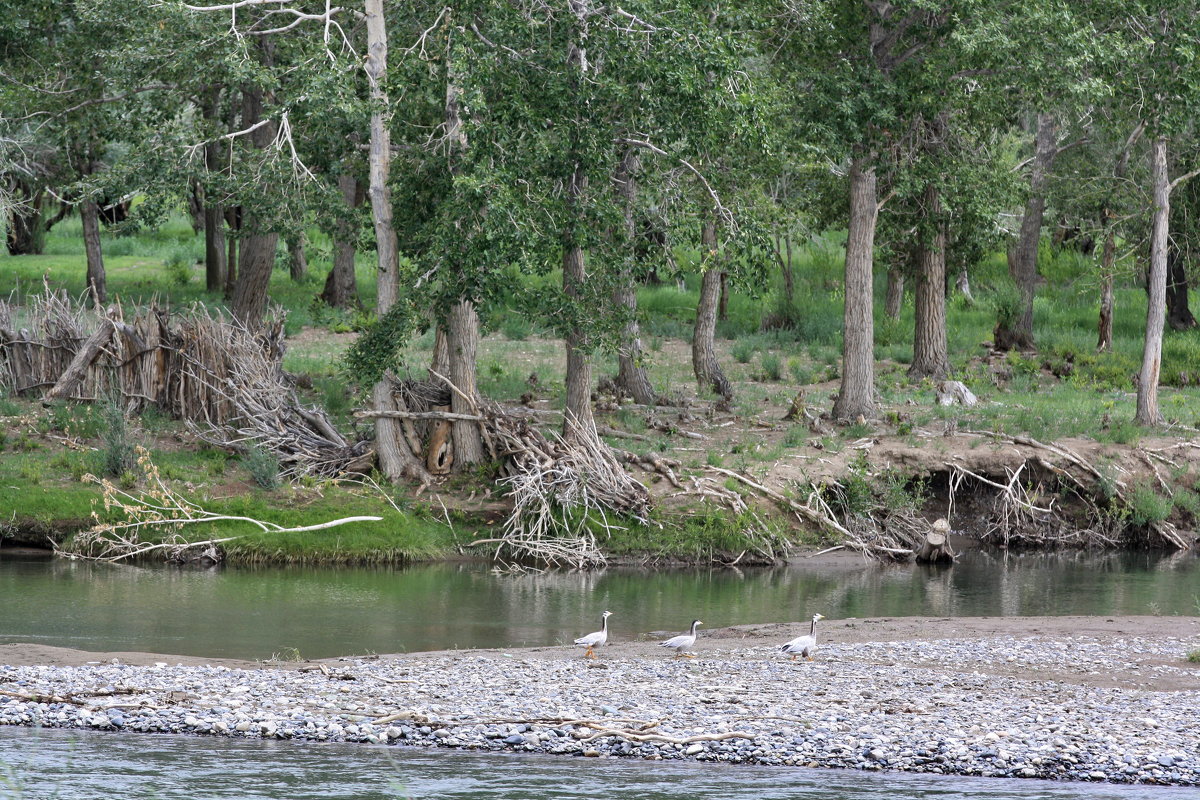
[
  {"xmin": 183, "ymin": 309, "xmax": 372, "ymax": 480},
  {"xmin": 481, "ymin": 412, "xmax": 652, "ymax": 569},
  {"xmin": 0, "ymin": 289, "xmax": 370, "ymax": 480}
]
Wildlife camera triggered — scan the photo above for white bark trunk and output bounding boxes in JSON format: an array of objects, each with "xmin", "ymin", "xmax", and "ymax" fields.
[{"xmin": 1136, "ymin": 136, "xmax": 1169, "ymax": 426}]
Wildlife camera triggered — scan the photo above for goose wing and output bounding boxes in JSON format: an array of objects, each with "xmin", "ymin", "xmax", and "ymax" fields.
[
  {"xmin": 661, "ymin": 634, "xmax": 694, "ymax": 650},
  {"xmin": 781, "ymin": 634, "xmax": 816, "ymax": 655}
]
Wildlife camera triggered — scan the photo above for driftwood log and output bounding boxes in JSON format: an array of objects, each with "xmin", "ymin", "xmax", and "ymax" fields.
[{"xmin": 915, "ymin": 518, "xmax": 956, "ymax": 564}]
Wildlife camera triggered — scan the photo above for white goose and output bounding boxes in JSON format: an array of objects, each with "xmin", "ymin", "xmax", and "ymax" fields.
[
  {"xmin": 660, "ymin": 620, "xmax": 703, "ymax": 658},
  {"xmin": 574, "ymin": 611, "xmax": 612, "ymax": 659},
  {"xmin": 781, "ymin": 613, "xmax": 824, "ymax": 661}
]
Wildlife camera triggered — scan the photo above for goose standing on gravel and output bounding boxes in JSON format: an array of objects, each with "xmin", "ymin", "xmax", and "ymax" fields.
[
  {"xmin": 660, "ymin": 620, "xmax": 703, "ymax": 658},
  {"xmin": 574, "ymin": 611, "xmax": 612, "ymax": 659},
  {"xmin": 781, "ymin": 613, "xmax": 824, "ymax": 661}
]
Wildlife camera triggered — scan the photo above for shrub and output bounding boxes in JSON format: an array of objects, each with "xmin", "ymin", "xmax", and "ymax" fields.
[
  {"xmin": 731, "ymin": 339, "xmax": 757, "ymax": 364},
  {"xmin": 164, "ymin": 247, "xmax": 193, "ymax": 286},
  {"xmin": 98, "ymin": 394, "xmax": 135, "ymax": 478},
  {"xmin": 1127, "ymin": 483, "xmax": 1173, "ymax": 527},
  {"xmin": 760, "ymin": 352, "xmax": 782, "ymax": 381},
  {"xmin": 244, "ymin": 445, "xmax": 281, "ymax": 490}
]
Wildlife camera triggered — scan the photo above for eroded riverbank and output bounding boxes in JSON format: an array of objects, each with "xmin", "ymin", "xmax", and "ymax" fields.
[{"xmin": 2, "ymin": 617, "xmax": 1199, "ymax": 786}]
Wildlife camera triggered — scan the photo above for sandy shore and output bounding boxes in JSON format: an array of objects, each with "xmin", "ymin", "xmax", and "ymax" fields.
[{"xmin": 3, "ymin": 616, "xmax": 1199, "ymax": 785}]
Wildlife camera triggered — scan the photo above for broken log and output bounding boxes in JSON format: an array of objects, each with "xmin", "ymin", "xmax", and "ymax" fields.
[
  {"xmin": 43, "ymin": 317, "xmax": 114, "ymax": 401},
  {"xmin": 915, "ymin": 518, "xmax": 956, "ymax": 564}
]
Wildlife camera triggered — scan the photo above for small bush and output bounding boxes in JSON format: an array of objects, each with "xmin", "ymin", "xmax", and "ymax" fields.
[
  {"xmin": 244, "ymin": 445, "xmax": 281, "ymax": 490},
  {"xmin": 1187, "ymin": 650, "xmax": 1200, "ymax": 664},
  {"xmin": 1127, "ymin": 483, "xmax": 1173, "ymax": 527},
  {"xmin": 98, "ymin": 394, "xmax": 135, "ymax": 478},
  {"xmin": 164, "ymin": 247, "xmax": 193, "ymax": 286},
  {"xmin": 732, "ymin": 339, "xmax": 757, "ymax": 364},
  {"xmin": 787, "ymin": 358, "xmax": 813, "ymax": 384},
  {"xmin": 760, "ymin": 353, "xmax": 782, "ymax": 381}
]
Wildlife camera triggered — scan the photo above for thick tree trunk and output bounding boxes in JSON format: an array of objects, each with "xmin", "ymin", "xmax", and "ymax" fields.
[
  {"xmin": 1166, "ymin": 245, "xmax": 1195, "ymax": 331},
  {"xmin": 81, "ymin": 199, "xmax": 106, "ymax": 306},
  {"xmin": 447, "ymin": 300, "xmax": 485, "ymax": 468},
  {"xmin": 612, "ymin": 149, "xmax": 656, "ymax": 405},
  {"xmin": 365, "ymin": 0, "xmax": 398, "ymax": 315},
  {"xmin": 693, "ymin": 218, "xmax": 732, "ymax": 400},
  {"xmin": 232, "ymin": 231, "xmax": 278, "ymax": 325},
  {"xmin": 884, "ymin": 267, "xmax": 904, "ymax": 319},
  {"xmin": 1097, "ymin": 267, "xmax": 1115, "ymax": 353},
  {"xmin": 833, "ymin": 159, "xmax": 877, "ymax": 421},
  {"xmin": 563, "ymin": 241, "xmax": 595, "ymax": 433},
  {"xmin": 909, "ymin": 184, "xmax": 950, "ymax": 379},
  {"xmin": 1003, "ymin": 113, "xmax": 1058, "ymax": 349},
  {"xmin": 1136, "ymin": 136, "xmax": 1169, "ymax": 427},
  {"xmin": 287, "ymin": 232, "xmax": 307, "ymax": 282},
  {"xmin": 230, "ymin": 86, "xmax": 278, "ymax": 326}
]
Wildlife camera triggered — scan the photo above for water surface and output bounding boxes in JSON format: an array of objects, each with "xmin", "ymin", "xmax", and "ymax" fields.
[
  {"xmin": 2, "ymin": 549, "xmax": 1196, "ymax": 660},
  {"xmin": 1, "ymin": 728, "xmax": 1195, "ymax": 800}
]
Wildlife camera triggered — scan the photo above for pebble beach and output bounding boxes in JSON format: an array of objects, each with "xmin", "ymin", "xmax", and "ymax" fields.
[{"xmin": 2, "ymin": 617, "xmax": 1198, "ymax": 787}]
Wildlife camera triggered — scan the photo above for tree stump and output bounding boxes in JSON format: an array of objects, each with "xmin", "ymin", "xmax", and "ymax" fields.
[{"xmin": 916, "ymin": 518, "xmax": 956, "ymax": 564}]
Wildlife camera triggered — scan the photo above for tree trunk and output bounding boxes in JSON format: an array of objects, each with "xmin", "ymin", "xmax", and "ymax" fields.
[
  {"xmin": 909, "ymin": 184, "xmax": 950, "ymax": 379},
  {"xmin": 563, "ymin": 240, "xmax": 595, "ymax": 433},
  {"xmin": 693, "ymin": 218, "xmax": 732, "ymax": 400},
  {"xmin": 447, "ymin": 300, "xmax": 484, "ymax": 468},
  {"xmin": 1003, "ymin": 113, "xmax": 1058, "ymax": 349},
  {"xmin": 5, "ymin": 183, "xmax": 45, "ymax": 255},
  {"xmin": 1098, "ymin": 121, "xmax": 1145, "ymax": 353},
  {"xmin": 884, "ymin": 267, "xmax": 904, "ymax": 319},
  {"xmin": 365, "ymin": 0, "xmax": 399, "ymax": 315},
  {"xmin": 429, "ymin": 325, "xmax": 449, "ymax": 381},
  {"xmin": 287, "ymin": 231, "xmax": 307, "ymax": 282},
  {"xmin": 203, "ymin": 204, "xmax": 227, "ymax": 293},
  {"xmin": 230, "ymin": 86, "xmax": 278, "ymax": 327},
  {"xmin": 1166, "ymin": 245, "xmax": 1195, "ymax": 331},
  {"xmin": 955, "ymin": 269, "xmax": 974, "ymax": 304},
  {"xmin": 833, "ymin": 158, "xmax": 878, "ymax": 421},
  {"xmin": 1136, "ymin": 136, "xmax": 1169, "ymax": 427},
  {"xmin": 202, "ymin": 88, "xmax": 226, "ymax": 292},
  {"xmin": 612, "ymin": 149, "xmax": 656, "ymax": 405},
  {"xmin": 81, "ymin": 199, "xmax": 106, "ymax": 306},
  {"xmin": 320, "ymin": 174, "xmax": 362, "ymax": 309},
  {"xmin": 777, "ymin": 234, "xmax": 795, "ymax": 305}
]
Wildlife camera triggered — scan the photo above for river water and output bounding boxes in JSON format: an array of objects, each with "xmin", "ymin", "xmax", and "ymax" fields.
[
  {"xmin": 1, "ymin": 727, "xmax": 1197, "ymax": 800},
  {"xmin": 3, "ymin": 549, "xmax": 1199, "ymax": 798},
  {"xmin": 1, "ymin": 549, "xmax": 1197, "ymax": 659}
]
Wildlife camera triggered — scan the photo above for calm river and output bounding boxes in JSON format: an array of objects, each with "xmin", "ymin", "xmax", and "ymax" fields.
[{"xmin": 1, "ymin": 548, "xmax": 1197, "ymax": 659}]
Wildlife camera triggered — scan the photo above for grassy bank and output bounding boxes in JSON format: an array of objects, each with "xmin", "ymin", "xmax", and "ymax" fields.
[{"xmin": 3, "ymin": 214, "xmax": 1200, "ymax": 564}]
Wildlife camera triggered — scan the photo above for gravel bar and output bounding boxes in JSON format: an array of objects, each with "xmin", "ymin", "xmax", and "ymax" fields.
[{"xmin": 3, "ymin": 628, "xmax": 1199, "ymax": 786}]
